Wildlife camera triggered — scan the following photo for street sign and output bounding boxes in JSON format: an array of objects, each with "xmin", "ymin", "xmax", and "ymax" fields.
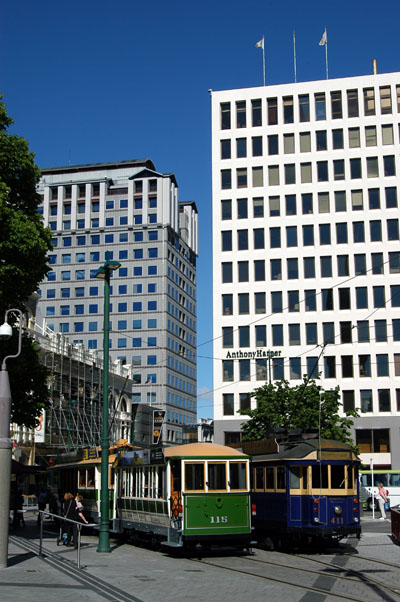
[{"xmin": 153, "ymin": 410, "xmax": 166, "ymax": 444}]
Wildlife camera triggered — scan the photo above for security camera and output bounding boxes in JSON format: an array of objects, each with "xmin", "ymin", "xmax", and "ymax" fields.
[{"xmin": 0, "ymin": 322, "xmax": 13, "ymax": 340}]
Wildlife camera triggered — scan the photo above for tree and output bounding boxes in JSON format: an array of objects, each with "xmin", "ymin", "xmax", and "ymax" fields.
[
  {"xmin": 0, "ymin": 97, "xmax": 52, "ymax": 426},
  {"xmin": 238, "ymin": 377, "xmax": 359, "ymax": 446}
]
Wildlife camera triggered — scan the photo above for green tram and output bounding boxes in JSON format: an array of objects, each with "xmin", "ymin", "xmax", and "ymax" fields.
[{"xmin": 50, "ymin": 442, "xmax": 253, "ymax": 551}]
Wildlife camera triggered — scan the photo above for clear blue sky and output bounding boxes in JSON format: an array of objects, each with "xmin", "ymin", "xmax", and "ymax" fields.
[{"xmin": 1, "ymin": 0, "xmax": 399, "ymax": 418}]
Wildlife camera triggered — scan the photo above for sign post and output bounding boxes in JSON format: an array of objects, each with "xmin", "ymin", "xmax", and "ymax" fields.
[
  {"xmin": 370, "ymin": 458, "xmax": 375, "ymax": 519},
  {"xmin": 153, "ymin": 410, "xmax": 166, "ymax": 445}
]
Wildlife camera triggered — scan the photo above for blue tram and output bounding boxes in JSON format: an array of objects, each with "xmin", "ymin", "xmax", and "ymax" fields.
[{"xmin": 241, "ymin": 434, "xmax": 361, "ymax": 548}]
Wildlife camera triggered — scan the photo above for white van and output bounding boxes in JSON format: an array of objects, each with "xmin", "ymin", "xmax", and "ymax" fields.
[{"xmin": 359, "ymin": 470, "xmax": 400, "ymax": 510}]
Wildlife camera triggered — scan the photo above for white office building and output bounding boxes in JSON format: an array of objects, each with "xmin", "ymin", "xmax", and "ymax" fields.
[
  {"xmin": 211, "ymin": 70, "xmax": 400, "ymax": 468},
  {"xmin": 37, "ymin": 159, "xmax": 198, "ymax": 443}
]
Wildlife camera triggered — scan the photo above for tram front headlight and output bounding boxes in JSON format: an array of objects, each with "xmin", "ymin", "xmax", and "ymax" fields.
[
  {"xmin": 314, "ymin": 517, "xmax": 320, "ymax": 523},
  {"xmin": 334, "ymin": 505, "xmax": 343, "ymax": 515}
]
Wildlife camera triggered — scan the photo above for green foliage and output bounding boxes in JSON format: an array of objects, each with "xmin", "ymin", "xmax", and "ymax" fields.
[
  {"xmin": 238, "ymin": 377, "xmax": 359, "ymax": 447},
  {"xmin": 0, "ymin": 97, "xmax": 52, "ymax": 426}
]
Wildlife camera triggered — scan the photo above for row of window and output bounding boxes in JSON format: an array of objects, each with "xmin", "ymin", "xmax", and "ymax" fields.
[
  {"xmin": 220, "ymin": 155, "xmax": 396, "ymax": 189},
  {"xmin": 48, "ymin": 300, "xmax": 159, "ymax": 316},
  {"xmin": 48, "ymin": 212, "xmax": 159, "ymax": 230},
  {"xmin": 47, "ymin": 197, "xmax": 157, "ymax": 214},
  {"xmin": 220, "ymin": 188, "xmax": 398, "ymax": 219},
  {"xmin": 220, "ymin": 123, "xmax": 398, "ymax": 159},
  {"xmin": 46, "ymin": 283, "xmax": 157, "ymax": 299},
  {"xmin": 220, "ymin": 85, "xmax": 400, "ymax": 130},
  {"xmin": 221, "ymin": 223, "xmax": 400, "ymax": 252},
  {"xmin": 221, "ymin": 257, "xmax": 400, "ymax": 284},
  {"xmin": 50, "ymin": 231, "xmax": 158, "ymax": 248},
  {"xmin": 49, "ymin": 247, "xmax": 159, "ymax": 265},
  {"xmin": 48, "ymin": 180, "xmax": 155, "ymax": 201},
  {"xmin": 222, "ymin": 318, "xmax": 400, "ymax": 348},
  {"xmin": 47, "ymin": 264, "xmax": 158, "ymax": 281}
]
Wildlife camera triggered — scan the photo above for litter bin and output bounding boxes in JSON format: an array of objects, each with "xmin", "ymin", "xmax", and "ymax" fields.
[{"xmin": 391, "ymin": 505, "xmax": 400, "ymax": 544}]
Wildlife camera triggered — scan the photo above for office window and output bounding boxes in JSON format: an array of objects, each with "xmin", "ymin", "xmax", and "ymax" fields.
[
  {"xmin": 237, "ymin": 167, "xmax": 248, "ymax": 188},
  {"xmin": 252, "ymin": 166, "xmax": 263, "ymax": 187},
  {"xmin": 322, "ymin": 289, "xmax": 333, "ymax": 310},
  {"xmin": 270, "ymin": 227, "xmax": 281, "ymax": 248},
  {"xmin": 320, "ymin": 256, "xmax": 332, "ymax": 277},
  {"xmin": 268, "ymin": 166, "xmax": 280, "ymax": 185},
  {"xmin": 307, "ymin": 357, "xmax": 318, "ymax": 378},
  {"xmin": 267, "ymin": 97, "xmax": 278, "ymax": 124},
  {"xmin": 306, "ymin": 323, "xmax": 317, "ymax": 345},
  {"xmin": 371, "ymin": 252, "xmax": 383, "ymax": 275},
  {"xmin": 384, "ymin": 155, "xmax": 396, "ymax": 177},
  {"xmin": 333, "ymin": 160, "xmax": 345, "ymax": 180},
  {"xmin": 318, "ymin": 192, "xmax": 329, "ymax": 213},
  {"xmin": 254, "ymin": 292, "xmax": 266, "ymax": 314},
  {"xmin": 300, "ymin": 162, "xmax": 312, "ymax": 183},
  {"xmin": 269, "ymin": 196, "xmax": 280, "ymax": 217},
  {"xmin": 382, "ymin": 124, "xmax": 394, "ymax": 145},
  {"xmin": 302, "ymin": 193, "xmax": 313, "ymax": 214},
  {"xmin": 221, "ymin": 169, "xmax": 231, "ymax": 189},
  {"xmin": 239, "ymin": 359, "xmax": 250, "ymax": 381},
  {"xmin": 223, "ymin": 394, "xmax": 234, "ymax": 416},
  {"xmin": 236, "ymin": 198, "xmax": 247, "ymax": 219},
  {"xmin": 370, "ymin": 220, "xmax": 382, "ymax": 241},
  {"xmin": 325, "ymin": 357, "xmax": 336, "ymax": 379},
  {"xmin": 373, "ymin": 286, "xmax": 385, "ymax": 308},
  {"xmin": 283, "ymin": 96, "xmax": 294, "ymax": 123},
  {"xmin": 237, "ymin": 229, "xmax": 248, "ymax": 251},
  {"xmin": 304, "ymin": 257, "xmax": 315, "ymax": 279},
  {"xmin": 238, "ymin": 261, "xmax": 249, "ymax": 282},
  {"xmin": 272, "ymin": 324, "xmax": 283, "ymax": 346},
  {"xmin": 254, "ymin": 260, "xmax": 265, "ymax": 281},
  {"xmin": 341, "ymin": 356, "xmax": 353, "ymax": 378},
  {"xmin": 221, "ymin": 199, "xmax": 232, "ymax": 220},
  {"xmin": 61, "ymin": 271, "xmax": 70, "ymax": 281},
  {"xmin": 340, "ymin": 321, "xmax": 352, "ymax": 344},
  {"xmin": 287, "ymin": 258, "xmax": 298, "ymax": 279},
  {"xmin": 305, "ymin": 289, "xmax": 316, "ymax": 311},
  {"xmin": 389, "ymin": 251, "xmax": 400, "ymax": 273},
  {"xmin": 252, "ymin": 137, "xmax": 263, "ymax": 157},
  {"xmin": 300, "ymin": 132, "xmax": 311, "ymax": 152},
  {"xmin": 222, "ymin": 262, "xmax": 232, "ymax": 283},
  {"xmin": 380, "ymin": 86, "xmax": 392, "ymax": 114},
  {"xmin": 339, "ymin": 288, "xmax": 351, "ymax": 309},
  {"xmin": 268, "ymin": 134, "xmax": 278, "ymax": 155},
  {"xmin": 343, "ymin": 391, "xmax": 355, "ymax": 412},
  {"xmin": 377, "ymin": 355, "xmax": 389, "ymax": 377},
  {"xmin": 316, "ymin": 130, "xmax": 327, "ymax": 151},
  {"xmin": 221, "ymin": 139, "xmax": 231, "ymax": 159},
  {"xmin": 363, "ymin": 87, "xmax": 375, "ymax": 115},
  {"xmin": 336, "ymin": 223, "xmax": 348, "ymax": 244},
  {"xmin": 350, "ymin": 158, "xmax": 362, "ymax": 179},
  {"xmin": 332, "ymin": 128, "xmax": 343, "ymax": 149},
  {"xmin": 317, "ymin": 161, "xmax": 328, "ymax": 181},
  {"xmin": 236, "ymin": 101, "xmax": 246, "ymax": 128},
  {"xmin": 288, "ymin": 290, "xmax": 299, "ymax": 312},
  {"xmin": 365, "ymin": 125, "xmax": 377, "ymax": 147},
  {"xmin": 347, "ymin": 89, "xmax": 359, "ymax": 117},
  {"xmin": 356, "ymin": 287, "xmax": 368, "ymax": 309},
  {"xmin": 271, "ymin": 291, "xmax": 282, "ymax": 313},
  {"xmin": 315, "ymin": 92, "xmax": 326, "ymax": 120},
  {"xmin": 236, "ymin": 138, "xmax": 247, "ymax": 158},
  {"xmin": 221, "ymin": 102, "xmax": 231, "ymax": 129},
  {"xmin": 238, "ymin": 293, "xmax": 249, "ymax": 314},
  {"xmin": 337, "ymin": 255, "xmax": 349, "ymax": 276},
  {"xmin": 302, "ymin": 225, "xmax": 314, "ymax": 246},
  {"xmin": 354, "ymin": 254, "xmax": 366, "ymax": 275},
  {"xmin": 253, "ymin": 228, "xmax": 264, "ymax": 249},
  {"xmin": 388, "ymin": 218, "xmax": 399, "ymax": 240},
  {"xmin": 367, "ymin": 157, "xmax": 379, "ymax": 178},
  {"xmin": 289, "ymin": 358, "xmax": 301, "ymax": 380},
  {"xmin": 239, "ymin": 326, "xmax": 250, "ymax": 347},
  {"xmin": 285, "ymin": 163, "xmax": 295, "ymax": 184},
  {"xmin": 323, "ymin": 322, "xmax": 335, "ymax": 344},
  {"xmin": 252, "ymin": 99, "xmax": 262, "ymax": 126},
  {"xmin": 286, "ymin": 226, "xmax": 297, "ymax": 247},
  {"xmin": 299, "ymin": 94, "xmax": 310, "ymax": 121},
  {"xmin": 221, "ymin": 231, "xmax": 232, "ymax": 252},
  {"xmin": 331, "ymin": 91, "xmax": 342, "ymax": 119},
  {"xmin": 353, "ymin": 221, "xmax": 365, "ymax": 242},
  {"xmin": 222, "ymin": 294, "xmax": 233, "ymax": 315},
  {"xmin": 319, "ymin": 224, "xmax": 331, "ymax": 245},
  {"xmin": 358, "ymin": 320, "xmax": 370, "ymax": 342},
  {"xmin": 375, "ymin": 320, "xmax": 387, "ymax": 342},
  {"xmin": 255, "ymin": 325, "xmax": 266, "ymax": 347},
  {"xmin": 284, "ymin": 133, "xmax": 295, "ymax": 154},
  {"xmin": 252, "ymin": 197, "xmax": 264, "ymax": 218},
  {"xmin": 74, "ymin": 322, "xmax": 84, "ymax": 333},
  {"xmin": 270, "ymin": 258, "xmax": 282, "ymax": 280}
]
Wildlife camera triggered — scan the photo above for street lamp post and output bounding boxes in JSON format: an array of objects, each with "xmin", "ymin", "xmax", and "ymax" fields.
[
  {"xmin": 95, "ymin": 251, "xmax": 120, "ymax": 554},
  {"xmin": 0, "ymin": 309, "xmax": 23, "ymax": 569}
]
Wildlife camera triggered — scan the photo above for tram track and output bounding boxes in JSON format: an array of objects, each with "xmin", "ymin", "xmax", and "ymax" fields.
[
  {"xmin": 9, "ymin": 535, "xmax": 143, "ymax": 602},
  {"xmin": 191, "ymin": 552, "xmax": 400, "ymax": 602}
]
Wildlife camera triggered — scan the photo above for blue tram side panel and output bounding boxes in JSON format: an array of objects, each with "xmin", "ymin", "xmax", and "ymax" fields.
[{"xmin": 239, "ymin": 434, "xmax": 361, "ymax": 548}]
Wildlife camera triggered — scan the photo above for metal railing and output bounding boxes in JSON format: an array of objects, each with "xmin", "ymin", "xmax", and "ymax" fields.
[{"xmin": 38, "ymin": 510, "xmax": 97, "ymax": 569}]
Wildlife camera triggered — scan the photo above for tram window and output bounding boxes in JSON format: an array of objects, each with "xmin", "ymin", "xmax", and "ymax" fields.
[
  {"xmin": 389, "ymin": 473, "xmax": 400, "ymax": 486},
  {"xmin": 185, "ymin": 463, "xmax": 205, "ymax": 491},
  {"xmin": 289, "ymin": 466, "xmax": 301, "ymax": 489},
  {"xmin": 87, "ymin": 467, "xmax": 95, "ymax": 487},
  {"xmin": 277, "ymin": 467, "xmax": 286, "ymax": 490},
  {"xmin": 208, "ymin": 463, "xmax": 227, "ymax": 490},
  {"xmin": 312, "ymin": 465, "xmax": 328, "ymax": 489},
  {"xmin": 78, "ymin": 469, "xmax": 86, "ymax": 488},
  {"xmin": 266, "ymin": 467, "xmax": 274, "ymax": 490},
  {"xmin": 171, "ymin": 460, "xmax": 181, "ymax": 493},
  {"xmin": 331, "ymin": 465, "xmax": 345, "ymax": 489},
  {"xmin": 255, "ymin": 467, "xmax": 265, "ymax": 490},
  {"xmin": 157, "ymin": 466, "xmax": 164, "ymax": 498},
  {"xmin": 110, "ymin": 468, "xmax": 115, "ymax": 487},
  {"xmin": 230, "ymin": 462, "xmax": 247, "ymax": 490}
]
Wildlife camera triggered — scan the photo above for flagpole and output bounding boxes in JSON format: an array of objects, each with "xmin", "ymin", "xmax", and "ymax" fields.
[
  {"xmin": 262, "ymin": 39, "xmax": 266, "ymax": 86},
  {"xmin": 325, "ymin": 28, "xmax": 328, "ymax": 79},
  {"xmin": 293, "ymin": 30, "xmax": 297, "ymax": 83}
]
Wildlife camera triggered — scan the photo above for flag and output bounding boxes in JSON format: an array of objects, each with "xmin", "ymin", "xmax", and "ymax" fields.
[
  {"xmin": 256, "ymin": 36, "xmax": 264, "ymax": 50},
  {"xmin": 319, "ymin": 30, "xmax": 327, "ymax": 46}
]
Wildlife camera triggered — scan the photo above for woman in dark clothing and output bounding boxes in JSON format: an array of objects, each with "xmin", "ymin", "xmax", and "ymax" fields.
[{"xmin": 63, "ymin": 492, "xmax": 88, "ymax": 548}]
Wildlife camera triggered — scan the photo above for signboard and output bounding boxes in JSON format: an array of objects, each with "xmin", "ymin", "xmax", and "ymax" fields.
[
  {"xmin": 153, "ymin": 410, "xmax": 166, "ymax": 444},
  {"xmin": 34, "ymin": 411, "xmax": 46, "ymax": 443},
  {"xmin": 82, "ymin": 448, "xmax": 99, "ymax": 461}
]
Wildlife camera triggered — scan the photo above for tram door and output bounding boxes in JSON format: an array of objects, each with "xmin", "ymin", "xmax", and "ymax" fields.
[{"xmin": 170, "ymin": 460, "xmax": 182, "ymax": 517}]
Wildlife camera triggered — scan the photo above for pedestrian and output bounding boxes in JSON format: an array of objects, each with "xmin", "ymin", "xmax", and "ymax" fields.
[
  {"xmin": 37, "ymin": 487, "xmax": 48, "ymax": 525},
  {"xmin": 13, "ymin": 489, "xmax": 25, "ymax": 528},
  {"xmin": 63, "ymin": 492, "xmax": 88, "ymax": 548},
  {"xmin": 375, "ymin": 482, "xmax": 388, "ymax": 519}
]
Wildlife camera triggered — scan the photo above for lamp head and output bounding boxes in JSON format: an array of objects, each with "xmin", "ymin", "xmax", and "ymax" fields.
[{"xmin": 0, "ymin": 322, "xmax": 13, "ymax": 340}]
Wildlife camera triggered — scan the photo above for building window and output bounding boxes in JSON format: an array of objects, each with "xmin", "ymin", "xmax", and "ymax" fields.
[
  {"xmin": 302, "ymin": 193, "xmax": 313, "ymax": 214},
  {"xmin": 222, "ymin": 327, "xmax": 233, "ymax": 348},
  {"xmin": 267, "ymin": 97, "xmax": 278, "ymax": 124},
  {"xmin": 324, "ymin": 357, "xmax": 336, "ymax": 378},
  {"xmin": 360, "ymin": 390, "xmax": 373, "ymax": 412},
  {"xmin": 236, "ymin": 101, "xmax": 246, "ymax": 128},
  {"xmin": 383, "ymin": 155, "xmax": 396, "ymax": 177},
  {"xmin": 304, "ymin": 257, "xmax": 315, "ymax": 279},
  {"xmin": 283, "ymin": 96, "xmax": 294, "ymax": 123},
  {"xmin": 347, "ymin": 89, "xmax": 359, "ymax": 117},
  {"xmin": 237, "ymin": 198, "xmax": 248, "ymax": 218},
  {"xmin": 222, "ymin": 294, "xmax": 233, "ymax": 315},
  {"xmin": 359, "ymin": 355, "xmax": 371, "ymax": 377},
  {"xmin": 255, "ymin": 325, "xmax": 266, "ymax": 347},
  {"xmin": 300, "ymin": 131, "xmax": 311, "ymax": 152},
  {"xmin": 253, "ymin": 197, "xmax": 264, "ymax": 217},
  {"xmin": 380, "ymin": 86, "xmax": 392, "ymax": 114},
  {"xmin": 378, "ymin": 389, "xmax": 390, "ymax": 412},
  {"xmin": 299, "ymin": 94, "xmax": 310, "ymax": 121},
  {"xmin": 238, "ymin": 293, "xmax": 249, "ymax": 314},
  {"xmin": 307, "ymin": 357, "xmax": 318, "ymax": 377},
  {"xmin": 332, "ymin": 128, "xmax": 343, "ymax": 149},
  {"xmin": 221, "ymin": 102, "xmax": 231, "ymax": 129},
  {"xmin": 221, "ymin": 170, "xmax": 231, "ymax": 189},
  {"xmin": 331, "ymin": 91, "xmax": 342, "ymax": 119},
  {"xmin": 255, "ymin": 292, "xmax": 266, "ymax": 316},
  {"xmin": 221, "ymin": 199, "xmax": 232, "ymax": 220},
  {"xmin": 223, "ymin": 394, "xmax": 234, "ymax": 416},
  {"xmin": 376, "ymin": 354, "xmax": 389, "ymax": 377},
  {"xmin": 238, "ymin": 261, "xmax": 249, "ymax": 282},
  {"xmin": 315, "ymin": 92, "xmax": 326, "ymax": 120},
  {"xmin": 252, "ymin": 99, "xmax": 262, "ymax": 126},
  {"xmin": 341, "ymin": 356, "xmax": 353, "ymax": 378},
  {"xmin": 323, "ymin": 322, "xmax": 335, "ymax": 344},
  {"xmin": 236, "ymin": 138, "xmax": 246, "ymax": 158}
]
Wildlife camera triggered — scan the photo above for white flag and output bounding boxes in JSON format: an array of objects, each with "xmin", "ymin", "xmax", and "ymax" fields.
[
  {"xmin": 319, "ymin": 30, "xmax": 327, "ymax": 46},
  {"xmin": 256, "ymin": 37, "xmax": 264, "ymax": 50}
]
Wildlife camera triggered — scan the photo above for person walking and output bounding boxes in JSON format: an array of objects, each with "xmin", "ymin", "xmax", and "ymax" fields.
[
  {"xmin": 375, "ymin": 483, "xmax": 388, "ymax": 519},
  {"xmin": 63, "ymin": 492, "xmax": 88, "ymax": 548}
]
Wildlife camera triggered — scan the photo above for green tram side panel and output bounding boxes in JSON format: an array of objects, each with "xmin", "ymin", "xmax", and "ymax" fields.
[{"xmin": 184, "ymin": 493, "xmax": 251, "ymax": 535}]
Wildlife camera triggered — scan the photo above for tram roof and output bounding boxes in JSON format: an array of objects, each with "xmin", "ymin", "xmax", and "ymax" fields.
[
  {"xmin": 251, "ymin": 438, "xmax": 358, "ymax": 461},
  {"xmin": 164, "ymin": 442, "xmax": 249, "ymax": 459}
]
